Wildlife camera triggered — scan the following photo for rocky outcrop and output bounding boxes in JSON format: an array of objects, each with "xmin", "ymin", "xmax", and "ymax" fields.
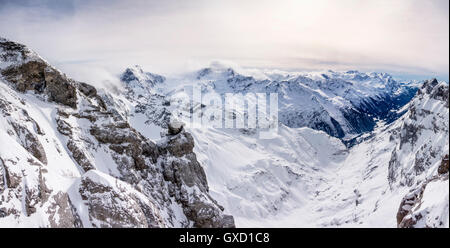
[
  {"xmin": 168, "ymin": 121, "xmax": 184, "ymax": 135},
  {"xmin": 89, "ymin": 122, "xmax": 158, "ymax": 175},
  {"xmin": 9, "ymin": 121, "xmax": 47, "ymax": 165},
  {"xmin": 396, "ymin": 180, "xmax": 427, "ymax": 227},
  {"xmin": 1, "ymin": 60, "xmax": 78, "ymax": 108},
  {"xmin": 387, "ymin": 79, "xmax": 449, "ymax": 188},
  {"xmin": 160, "ymin": 132, "xmax": 207, "ymax": 190},
  {"xmin": 0, "ymin": 152, "xmax": 52, "ymax": 221},
  {"xmin": 67, "ymin": 139, "xmax": 95, "ymax": 172},
  {"xmin": 0, "ymin": 38, "xmax": 235, "ymax": 228},
  {"xmin": 391, "ymin": 80, "xmax": 449, "ymax": 227},
  {"xmin": 0, "ymin": 38, "xmax": 80, "ymax": 108},
  {"xmin": 397, "ymin": 174, "xmax": 449, "ymax": 228},
  {"xmin": 438, "ymin": 155, "xmax": 449, "ymax": 175},
  {"xmin": 46, "ymin": 192, "xmax": 83, "ymax": 228},
  {"xmin": 158, "ymin": 131, "xmax": 235, "ymax": 227},
  {"xmin": 79, "ymin": 170, "xmax": 165, "ymax": 228},
  {"xmin": 121, "ymin": 65, "xmax": 165, "ymax": 86},
  {"xmin": 0, "ymin": 90, "xmax": 47, "ymax": 165},
  {"xmin": 417, "ymin": 78, "xmax": 449, "ymax": 106},
  {"xmin": 77, "ymin": 82, "xmax": 97, "ymax": 98},
  {"xmin": 83, "ymin": 108, "xmax": 234, "ymax": 227}
]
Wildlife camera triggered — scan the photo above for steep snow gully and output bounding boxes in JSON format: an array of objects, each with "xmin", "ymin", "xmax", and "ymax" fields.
[{"xmin": 0, "ymin": 38, "xmax": 448, "ymax": 228}]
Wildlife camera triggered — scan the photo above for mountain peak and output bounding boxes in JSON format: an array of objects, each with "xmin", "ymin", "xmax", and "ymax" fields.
[
  {"xmin": 120, "ymin": 65, "xmax": 165, "ymax": 86},
  {"xmin": 419, "ymin": 78, "xmax": 440, "ymax": 95},
  {"xmin": 1, "ymin": 38, "xmax": 79, "ymax": 108},
  {"xmin": 0, "ymin": 37, "xmax": 41, "ymax": 70}
]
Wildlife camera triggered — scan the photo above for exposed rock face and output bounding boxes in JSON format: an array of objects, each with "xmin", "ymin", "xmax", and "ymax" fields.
[
  {"xmin": 0, "ymin": 38, "xmax": 94, "ymax": 109},
  {"xmin": 0, "ymin": 94, "xmax": 47, "ymax": 165},
  {"xmin": 162, "ymin": 131, "xmax": 196, "ymax": 158},
  {"xmin": 396, "ymin": 180, "xmax": 427, "ymax": 227},
  {"xmin": 0, "ymin": 38, "xmax": 234, "ymax": 228},
  {"xmin": 79, "ymin": 170, "xmax": 165, "ymax": 228},
  {"xmin": 2, "ymin": 37, "xmax": 446, "ymax": 228},
  {"xmin": 160, "ymin": 132, "xmax": 206, "ymax": 190},
  {"xmin": 438, "ymin": 155, "xmax": 449, "ymax": 175},
  {"xmin": 1, "ymin": 60, "xmax": 78, "ymax": 108},
  {"xmin": 0, "ymin": 38, "xmax": 27, "ymax": 62},
  {"xmin": 397, "ymin": 174, "xmax": 449, "ymax": 228},
  {"xmin": 158, "ymin": 131, "xmax": 235, "ymax": 227},
  {"xmin": 77, "ymin": 82, "xmax": 97, "ymax": 98},
  {"xmin": 67, "ymin": 139, "xmax": 95, "ymax": 172},
  {"xmin": 46, "ymin": 192, "xmax": 83, "ymax": 228},
  {"xmin": 387, "ymin": 79, "xmax": 449, "ymax": 188},
  {"xmin": 10, "ymin": 121, "xmax": 47, "ymax": 165},
  {"xmin": 390, "ymin": 80, "xmax": 449, "ymax": 228},
  {"xmin": 168, "ymin": 121, "xmax": 184, "ymax": 135},
  {"xmin": 121, "ymin": 65, "xmax": 165, "ymax": 86}
]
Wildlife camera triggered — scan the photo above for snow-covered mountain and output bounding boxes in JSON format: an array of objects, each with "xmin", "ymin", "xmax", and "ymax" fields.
[
  {"xmin": 303, "ymin": 78, "xmax": 449, "ymax": 227},
  {"xmin": 117, "ymin": 64, "xmax": 418, "ymax": 142},
  {"xmin": 176, "ymin": 65, "xmax": 417, "ymax": 140},
  {"xmin": 0, "ymin": 38, "xmax": 448, "ymax": 228},
  {"xmin": 0, "ymin": 38, "xmax": 234, "ymax": 227}
]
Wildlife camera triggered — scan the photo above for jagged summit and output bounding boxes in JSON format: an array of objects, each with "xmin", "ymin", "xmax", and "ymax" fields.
[
  {"xmin": 0, "ymin": 38, "xmax": 447, "ymax": 228},
  {"xmin": 420, "ymin": 78, "xmax": 440, "ymax": 94},
  {"xmin": 0, "ymin": 39, "xmax": 234, "ymax": 228},
  {"xmin": 0, "ymin": 37, "xmax": 37, "ymax": 65},
  {"xmin": 120, "ymin": 65, "xmax": 165, "ymax": 86},
  {"xmin": 143, "ymin": 64, "xmax": 419, "ymax": 140},
  {"xmin": 0, "ymin": 38, "xmax": 82, "ymax": 108}
]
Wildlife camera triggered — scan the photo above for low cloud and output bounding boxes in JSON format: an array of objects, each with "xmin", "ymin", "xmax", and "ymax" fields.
[{"xmin": 0, "ymin": 0, "xmax": 448, "ymax": 86}]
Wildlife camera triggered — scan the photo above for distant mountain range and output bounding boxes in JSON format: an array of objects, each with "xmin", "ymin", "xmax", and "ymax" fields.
[{"xmin": 0, "ymin": 37, "xmax": 448, "ymax": 227}]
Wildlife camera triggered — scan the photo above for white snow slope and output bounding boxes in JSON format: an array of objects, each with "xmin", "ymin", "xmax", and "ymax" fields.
[
  {"xmin": 0, "ymin": 38, "xmax": 448, "ymax": 228},
  {"xmin": 186, "ymin": 80, "xmax": 449, "ymax": 227},
  {"xmin": 120, "ymin": 65, "xmax": 448, "ymax": 227}
]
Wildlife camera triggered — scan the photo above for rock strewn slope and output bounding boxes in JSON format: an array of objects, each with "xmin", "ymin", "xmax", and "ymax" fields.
[{"xmin": 0, "ymin": 37, "xmax": 234, "ymax": 227}]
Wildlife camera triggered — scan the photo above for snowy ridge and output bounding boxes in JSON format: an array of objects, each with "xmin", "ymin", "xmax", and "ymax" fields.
[
  {"xmin": 119, "ymin": 64, "xmax": 418, "ymax": 142},
  {"xmin": 0, "ymin": 38, "xmax": 448, "ymax": 228},
  {"xmin": 187, "ymin": 65, "xmax": 418, "ymax": 139},
  {"xmin": 186, "ymin": 79, "xmax": 448, "ymax": 227},
  {"xmin": 118, "ymin": 66, "xmax": 447, "ymax": 227},
  {"xmin": 0, "ymin": 37, "xmax": 44, "ymax": 71},
  {"xmin": 0, "ymin": 37, "xmax": 234, "ymax": 227}
]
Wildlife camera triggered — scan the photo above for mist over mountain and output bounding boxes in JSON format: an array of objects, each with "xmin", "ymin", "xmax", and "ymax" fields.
[{"xmin": 0, "ymin": 38, "xmax": 448, "ymax": 228}]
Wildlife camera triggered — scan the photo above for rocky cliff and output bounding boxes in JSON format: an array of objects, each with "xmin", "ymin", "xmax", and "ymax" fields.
[{"xmin": 0, "ymin": 37, "xmax": 234, "ymax": 227}]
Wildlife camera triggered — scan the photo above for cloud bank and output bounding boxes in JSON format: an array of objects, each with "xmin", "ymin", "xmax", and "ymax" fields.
[{"xmin": 0, "ymin": 0, "xmax": 448, "ymax": 85}]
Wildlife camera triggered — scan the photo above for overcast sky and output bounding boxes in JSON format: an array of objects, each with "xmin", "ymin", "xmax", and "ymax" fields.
[{"xmin": 0, "ymin": 0, "xmax": 448, "ymax": 85}]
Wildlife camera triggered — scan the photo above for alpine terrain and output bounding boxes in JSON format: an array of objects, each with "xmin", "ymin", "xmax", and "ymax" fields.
[{"xmin": 0, "ymin": 38, "xmax": 448, "ymax": 228}]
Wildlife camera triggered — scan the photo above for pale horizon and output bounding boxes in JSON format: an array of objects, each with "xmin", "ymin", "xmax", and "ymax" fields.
[{"xmin": 0, "ymin": 0, "xmax": 448, "ymax": 85}]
